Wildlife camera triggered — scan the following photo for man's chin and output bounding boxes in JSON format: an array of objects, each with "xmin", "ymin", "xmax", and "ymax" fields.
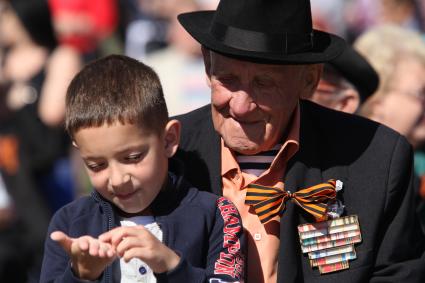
[{"xmin": 224, "ymin": 138, "xmax": 263, "ymax": 155}]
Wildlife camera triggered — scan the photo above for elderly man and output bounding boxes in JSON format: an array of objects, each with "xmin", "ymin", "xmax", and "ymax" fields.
[{"xmin": 174, "ymin": 0, "xmax": 425, "ymax": 282}]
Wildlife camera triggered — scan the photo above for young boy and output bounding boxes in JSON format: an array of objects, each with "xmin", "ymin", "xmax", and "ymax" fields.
[{"xmin": 39, "ymin": 55, "xmax": 245, "ymax": 283}]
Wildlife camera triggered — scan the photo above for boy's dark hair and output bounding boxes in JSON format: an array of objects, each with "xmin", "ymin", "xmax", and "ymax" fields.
[{"xmin": 65, "ymin": 55, "xmax": 168, "ymax": 137}]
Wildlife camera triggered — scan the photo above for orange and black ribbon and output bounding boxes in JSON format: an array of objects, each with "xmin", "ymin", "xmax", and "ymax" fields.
[{"xmin": 245, "ymin": 179, "xmax": 337, "ymax": 224}]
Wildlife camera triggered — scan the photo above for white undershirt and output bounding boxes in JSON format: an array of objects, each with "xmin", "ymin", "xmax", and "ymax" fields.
[{"xmin": 119, "ymin": 216, "xmax": 163, "ymax": 283}]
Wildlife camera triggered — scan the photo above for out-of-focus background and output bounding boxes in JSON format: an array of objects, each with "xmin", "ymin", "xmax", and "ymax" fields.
[{"xmin": 0, "ymin": 0, "xmax": 424, "ymax": 282}]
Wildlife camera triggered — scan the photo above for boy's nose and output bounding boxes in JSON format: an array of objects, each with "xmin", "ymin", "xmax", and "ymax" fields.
[{"xmin": 109, "ymin": 168, "xmax": 131, "ymax": 187}]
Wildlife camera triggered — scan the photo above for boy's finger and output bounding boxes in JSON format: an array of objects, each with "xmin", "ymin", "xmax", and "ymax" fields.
[
  {"xmin": 106, "ymin": 248, "xmax": 115, "ymax": 258},
  {"xmin": 77, "ymin": 236, "xmax": 91, "ymax": 251},
  {"xmin": 50, "ymin": 231, "xmax": 73, "ymax": 253},
  {"xmin": 98, "ymin": 231, "xmax": 111, "ymax": 242},
  {"xmin": 99, "ymin": 243, "xmax": 115, "ymax": 258},
  {"xmin": 116, "ymin": 236, "xmax": 146, "ymax": 257},
  {"xmin": 89, "ymin": 239, "xmax": 100, "ymax": 256},
  {"xmin": 102, "ymin": 228, "xmax": 129, "ymax": 247},
  {"xmin": 99, "ymin": 227, "xmax": 122, "ymax": 242},
  {"xmin": 122, "ymin": 247, "xmax": 144, "ymax": 263}
]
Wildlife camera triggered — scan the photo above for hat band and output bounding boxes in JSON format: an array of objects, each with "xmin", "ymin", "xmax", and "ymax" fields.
[{"xmin": 210, "ymin": 22, "xmax": 314, "ymax": 54}]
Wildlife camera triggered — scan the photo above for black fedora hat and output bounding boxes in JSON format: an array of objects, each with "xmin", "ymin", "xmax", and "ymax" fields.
[{"xmin": 178, "ymin": 0, "xmax": 346, "ymax": 64}]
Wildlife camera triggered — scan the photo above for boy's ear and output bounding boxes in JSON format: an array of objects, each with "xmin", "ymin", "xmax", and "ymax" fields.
[
  {"xmin": 72, "ymin": 140, "xmax": 79, "ymax": 149},
  {"xmin": 164, "ymin": 119, "xmax": 181, "ymax": 158}
]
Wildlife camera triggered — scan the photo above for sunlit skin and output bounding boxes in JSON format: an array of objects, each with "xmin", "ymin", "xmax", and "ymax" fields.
[
  {"xmin": 50, "ymin": 232, "xmax": 116, "ymax": 280},
  {"xmin": 73, "ymin": 121, "xmax": 173, "ymax": 214},
  {"xmin": 204, "ymin": 50, "xmax": 321, "ymax": 155},
  {"xmin": 51, "ymin": 120, "xmax": 181, "ymax": 280},
  {"xmin": 308, "ymin": 81, "xmax": 360, "ymax": 114}
]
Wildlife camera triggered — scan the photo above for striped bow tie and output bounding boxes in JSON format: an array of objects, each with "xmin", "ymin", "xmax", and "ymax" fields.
[{"xmin": 245, "ymin": 180, "xmax": 338, "ymax": 224}]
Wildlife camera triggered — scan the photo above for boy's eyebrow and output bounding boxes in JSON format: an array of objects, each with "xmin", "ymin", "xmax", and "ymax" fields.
[
  {"xmin": 114, "ymin": 144, "xmax": 147, "ymax": 154},
  {"xmin": 80, "ymin": 154, "xmax": 104, "ymax": 161}
]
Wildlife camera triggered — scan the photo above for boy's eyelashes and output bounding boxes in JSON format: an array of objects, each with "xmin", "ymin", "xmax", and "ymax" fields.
[
  {"xmin": 124, "ymin": 153, "xmax": 143, "ymax": 162},
  {"xmin": 84, "ymin": 153, "xmax": 145, "ymax": 172},
  {"xmin": 85, "ymin": 162, "xmax": 106, "ymax": 172}
]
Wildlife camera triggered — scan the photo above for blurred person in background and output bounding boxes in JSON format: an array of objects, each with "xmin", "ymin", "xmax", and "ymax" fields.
[
  {"xmin": 355, "ymin": 24, "xmax": 425, "ymax": 231},
  {"xmin": 0, "ymin": 0, "xmax": 76, "ymax": 214},
  {"xmin": 303, "ymin": 44, "xmax": 379, "ymax": 114},
  {"xmin": 46, "ymin": 0, "xmax": 122, "ymax": 197},
  {"xmin": 343, "ymin": 0, "xmax": 424, "ymax": 43},
  {"xmin": 124, "ymin": 0, "xmax": 175, "ymax": 60},
  {"xmin": 145, "ymin": 0, "xmax": 217, "ymax": 116},
  {"xmin": 355, "ymin": 25, "xmax": 425, "ymax": 147},
  {"xmin": 44, "ymin": 0, "xmax": 120, "ymax": 127},
  {"xmin": 310, "ymin": 0, "xmax": 348, "ymax": 39},
  {"xmin": 0, "ymin": 0, "xmax": 62, "ymax": 281},
  {"xmin": 377, "ymin": 0, "xmax": 424, "ymax": 32},
  {"xmin": 123, "ymin": 0, "xmax": 219, "ymax": 60}
]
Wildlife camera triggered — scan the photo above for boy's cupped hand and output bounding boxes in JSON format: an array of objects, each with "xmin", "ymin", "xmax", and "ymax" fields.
[
  {"xmin": 51, "ymin": 231, "xmax": 116, "ymax": 280},
  {"xmin": 99, "ymin": 226, "xmax": 181, "ymax": 273}
]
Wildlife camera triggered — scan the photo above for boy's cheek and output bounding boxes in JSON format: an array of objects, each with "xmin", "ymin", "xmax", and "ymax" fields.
[{"xmin": 87, "ymin": 173, "xmax": 109, "ymax": 192}]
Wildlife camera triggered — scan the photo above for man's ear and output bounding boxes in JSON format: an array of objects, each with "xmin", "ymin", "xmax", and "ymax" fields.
[
  {"xmin": 164, "ymin": 119, "xmax": 181, "ymax": 158},
  {"xmin": 201, "ymin": 46, "xmax": 212, "ymax": 88},
  {"xmin": 303, "ymin": 64, "xmax": 323, "ymax": 96}
]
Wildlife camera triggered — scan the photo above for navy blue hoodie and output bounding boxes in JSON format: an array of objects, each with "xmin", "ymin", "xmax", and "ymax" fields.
[{"xmin": 40, "ymin": 171, "xmax": 245, "ymax": 283}]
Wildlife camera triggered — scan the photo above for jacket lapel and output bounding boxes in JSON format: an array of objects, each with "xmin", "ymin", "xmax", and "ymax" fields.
[
  {"xmin": 277, "ymin": 101, "xmax": 350, "ymax": 282},
  {"xmin": 193, "ymin": 108, "xmax": 222, "ymax": 195},
  {"xmin": 277, "ymin": 101, "xmax": 326, "ymax": 282}
]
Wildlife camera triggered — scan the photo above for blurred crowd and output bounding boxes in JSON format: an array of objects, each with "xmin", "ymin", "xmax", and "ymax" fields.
[{"xmin": 0, "ymin": 0, "xmax": 424, "ymax": 282}]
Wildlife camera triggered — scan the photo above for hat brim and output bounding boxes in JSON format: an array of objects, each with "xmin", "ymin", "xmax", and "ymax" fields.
[
  {"xmin": 179, "ymin": 11, "xmax": 346, "ymax": 64},
  {"xmin": 329, "ymin": 45, "xmax": 379, "ymax": 101}
]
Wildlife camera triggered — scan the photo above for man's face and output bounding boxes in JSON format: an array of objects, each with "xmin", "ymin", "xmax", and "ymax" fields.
[
  {"xmin": 73, "ymin": 122, "xmax": 173, "ymax": 214},
  {"xmin": 206, "ymin": 51, "xmax": 317, "ymax": 155}
]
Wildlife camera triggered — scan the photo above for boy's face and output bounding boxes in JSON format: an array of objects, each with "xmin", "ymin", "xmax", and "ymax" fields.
[{"xmin": 73, "ymin": 120, "xmax": 180, "ymax": 214}]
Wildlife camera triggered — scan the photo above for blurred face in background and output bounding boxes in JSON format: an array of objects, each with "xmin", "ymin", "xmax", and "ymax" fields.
[
  {"xmin": 166, "ymin": 0, "xmax": 201, "ymax": 56},
  {"xmin": 0, "ymin": 2, "xmax": 27, "ymax": 47},
  {"xmin": 308, "ymin": 76, "xmax": 360, "ymax": 114},
  {"xmin": 368, "ymin": 56, "xmax": 425, "ymax": 146},
  {"xmin": 397, "ymin": 57, "xmax": 425, "ymax": 147},
  {"xmin": 378, "ymin": 0, "xmax": 415, "ymax": 26},
  {"xmin": 48, "ymin": 0, "xmax": 117, "ymax": 53}
]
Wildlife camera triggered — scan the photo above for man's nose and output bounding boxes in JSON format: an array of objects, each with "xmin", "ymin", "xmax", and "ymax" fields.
[{"xmin": 229, "ymin": 90, "xmax": 255, "ymax": 117}]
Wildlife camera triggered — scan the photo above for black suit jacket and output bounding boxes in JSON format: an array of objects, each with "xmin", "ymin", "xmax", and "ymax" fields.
[{"xmin": 174, "ymin": 100, "xmax": 425, "ymax": 282}]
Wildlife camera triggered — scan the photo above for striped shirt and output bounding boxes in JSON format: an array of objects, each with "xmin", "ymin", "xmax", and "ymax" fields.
[{"xmin": 236, "ymin": 144, "xmax": 282, "ymax": 177}]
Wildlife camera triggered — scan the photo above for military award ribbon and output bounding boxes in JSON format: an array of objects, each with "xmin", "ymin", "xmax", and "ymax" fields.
[
  {"xmin": 298, "ymin": 214, "xmax": 362, "ymax": 274},
  {"xmin": 245, "ymin": 179, "xmax": 338, "ymax": 224},
  {"xmin": 245, "ymin": 179, "xmax": 362, "ymax": 274}
]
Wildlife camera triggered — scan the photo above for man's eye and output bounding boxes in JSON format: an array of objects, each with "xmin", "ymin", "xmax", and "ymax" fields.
[
  {"xmin": 217, "ymin": 76, "xmax": 236, "ymax": 85},
  {"xmin": 255, "ymin": 78, "xmax": 273, "ymax": 87}
]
